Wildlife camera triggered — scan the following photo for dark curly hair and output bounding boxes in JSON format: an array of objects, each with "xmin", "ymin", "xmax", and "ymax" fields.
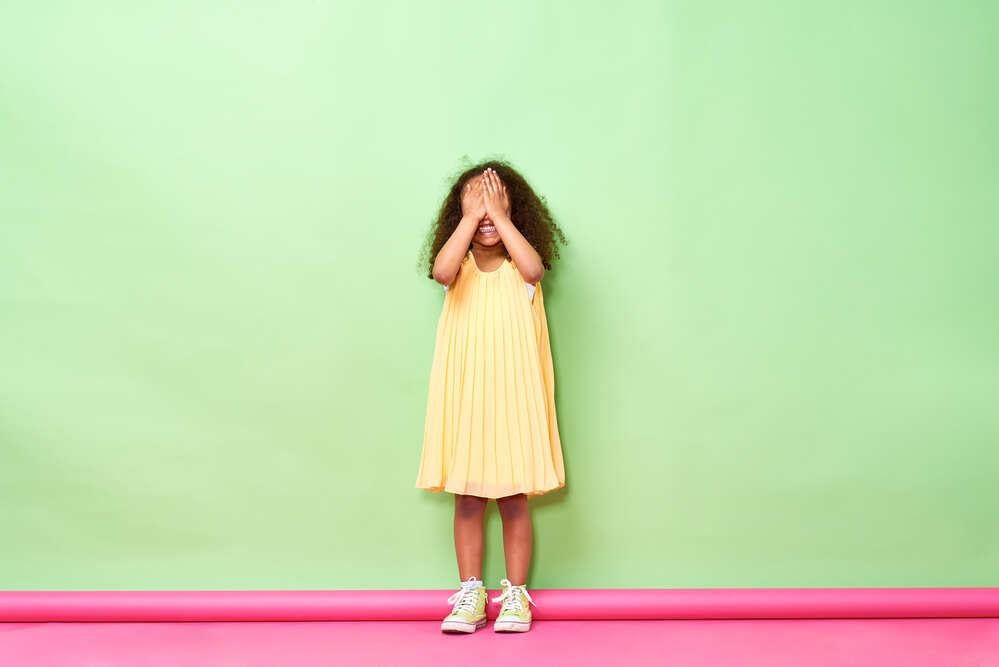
[{"xmin": 418, "ymin": 158, "xmax": 568, "ymax": 279}]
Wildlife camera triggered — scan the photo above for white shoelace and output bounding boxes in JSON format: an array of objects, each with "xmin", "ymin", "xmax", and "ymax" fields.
[
  {"xmin": 491, "ymin": 578, "xmax": 536, "ymax": 614},
  {"xmin": 446, "ymin": 577, "xmax": 483, "ymax": 614}
]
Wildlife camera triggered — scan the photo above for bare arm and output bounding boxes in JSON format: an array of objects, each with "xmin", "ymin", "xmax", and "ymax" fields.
[
  {"xmin": 480, "ymin": 168, "xmax": 544, "ymax": 283},
  {"xmin": 432, "ymin": 215, "xmax": 481, "ymax": 286},
  {"xmin": 492, "ymin": 214, "xmax": 544, "ymax": 284},
  {"xmin": 433, "ymin": 175, "xmax": 490, "ymax": 286}
]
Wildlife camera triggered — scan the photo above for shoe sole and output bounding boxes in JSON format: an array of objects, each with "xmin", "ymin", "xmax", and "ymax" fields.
[
  {"xmin": 441, "ymin": 617, "xmax": 488, "ymax": 633},
  {"xmin": 493, "ymin": 620, "xmax": 532, "ymax": 632}
]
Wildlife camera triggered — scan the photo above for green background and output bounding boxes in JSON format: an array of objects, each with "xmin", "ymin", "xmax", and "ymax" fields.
[{"xmin": 1, "ymin": 1, "xmax": 997, "ymax": 590}]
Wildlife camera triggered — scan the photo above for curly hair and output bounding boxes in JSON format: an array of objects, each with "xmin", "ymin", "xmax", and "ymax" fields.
[{"xmin": 418, "ymin": 158, "xmax": 568, "ymax": 279}]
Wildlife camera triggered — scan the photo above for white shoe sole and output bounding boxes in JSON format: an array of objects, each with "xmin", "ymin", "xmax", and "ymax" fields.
[
  {"xmin": 441, "ymin": 617, "xmax": 487, "ymax": 633},
  {"xmin": 493, "ymin": 619, "xmax": 532, "ymax": 632}
]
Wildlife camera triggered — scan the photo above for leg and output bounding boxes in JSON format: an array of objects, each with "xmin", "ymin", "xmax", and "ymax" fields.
[
  {"xmin": 496, "ymin": 493, "xmax": 532, "ymax": 585},
  {"xmin": 453, "ymin": 493, "xmax": 488, "ymax": 580}
]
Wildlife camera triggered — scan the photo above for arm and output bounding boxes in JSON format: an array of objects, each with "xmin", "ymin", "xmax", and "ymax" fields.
[
  {"xmin": 494, "ymin": 214, "xmax": 544, "ymax": 284},
  {"xmin": 432, "ymin": 215, "xmax": 480, "ymax": 286},
  {"xmin": 480, "ymin": 167, "xmax": 545, "ymax": 283},
  {"xmin": 433, "ymin": 176, "xmax": 490, "ymax": 286}
]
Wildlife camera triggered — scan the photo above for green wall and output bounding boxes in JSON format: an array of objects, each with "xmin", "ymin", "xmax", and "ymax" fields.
[{"xmin": 1, "ymin": 1, "xmax": 997, "ymax": 590}]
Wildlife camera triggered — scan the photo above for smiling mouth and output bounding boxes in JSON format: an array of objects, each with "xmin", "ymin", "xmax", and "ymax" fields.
[{"xmin": 478, "ymin": 223, "xmax": 496, "ymax": 236}]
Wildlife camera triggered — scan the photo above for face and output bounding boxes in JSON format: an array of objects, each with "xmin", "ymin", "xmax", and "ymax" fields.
[{"xmin": 467, "ymin": 174, "xmax": 502, "ymax": 248}]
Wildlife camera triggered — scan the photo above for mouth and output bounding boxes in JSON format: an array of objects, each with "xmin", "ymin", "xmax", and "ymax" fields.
[{"xmin": 478, "ymin": 223, "xmax": 496, "ymax": 236}]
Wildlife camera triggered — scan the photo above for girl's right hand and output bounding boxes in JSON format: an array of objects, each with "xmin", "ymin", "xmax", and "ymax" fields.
[{"xmin": 460, "ymin": 177, "xmax": 487, "ymax": 222}]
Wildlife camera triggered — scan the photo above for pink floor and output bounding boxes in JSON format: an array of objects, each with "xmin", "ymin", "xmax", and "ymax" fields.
[{"xmin": 2, "ymin": 618, "xmax": 997, "ymax": 666}]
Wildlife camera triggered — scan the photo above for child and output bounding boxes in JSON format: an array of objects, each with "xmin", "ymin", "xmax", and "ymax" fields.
[{"xmin": 415, "ymin": 162, "xmax": 567, "ymax": 633}]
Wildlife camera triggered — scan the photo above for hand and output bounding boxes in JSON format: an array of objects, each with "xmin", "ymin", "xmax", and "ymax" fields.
[
  {"xmin": 481, "ymin": 168, "xmax": 511, "ymax": 222},
  {"xmin": 460, "ymin": 177, "xmax": 487, "ymax": 222}
]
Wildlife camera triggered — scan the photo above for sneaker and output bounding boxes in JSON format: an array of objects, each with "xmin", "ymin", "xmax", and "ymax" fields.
[
  {"xmin": 491, "ymin": 578, "xmax": 536, "ymax": 632},
  {"xmin": 441, "ymin": 576, "xmax": 488, "ymax": 633}
]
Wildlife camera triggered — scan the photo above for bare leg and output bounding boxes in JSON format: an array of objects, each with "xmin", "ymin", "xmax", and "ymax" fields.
[
  {"xmin": 496, "ymin": 493, "xmax": 532, "ymax": 585},
  {"xmin": 453, "ymin": 493, "xmax": 488, "ymax": 581}
]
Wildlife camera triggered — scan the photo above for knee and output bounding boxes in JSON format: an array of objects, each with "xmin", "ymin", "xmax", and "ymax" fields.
[
  {"xmin": 497, "ymin": 493, "xmax": 528, "ymax": 519},
  {"xmin": 454, "ymin": 494, "xmax": 487, "ymax": 517}
]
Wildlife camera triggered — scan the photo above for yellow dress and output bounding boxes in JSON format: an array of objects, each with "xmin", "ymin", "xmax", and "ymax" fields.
[{"xmin": 415, "ymin": 248, "xmax": 566, "ymax": 499}]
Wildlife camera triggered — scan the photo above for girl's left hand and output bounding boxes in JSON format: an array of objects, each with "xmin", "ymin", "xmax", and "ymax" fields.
[{"xmin": 481, "ymin": 168, "xmax": 511, "ymax": 222}]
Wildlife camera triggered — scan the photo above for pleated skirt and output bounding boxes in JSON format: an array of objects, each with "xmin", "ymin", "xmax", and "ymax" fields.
[{"xmin": 415, "ymin": 250, "xmax": 565, "ymax": 499}]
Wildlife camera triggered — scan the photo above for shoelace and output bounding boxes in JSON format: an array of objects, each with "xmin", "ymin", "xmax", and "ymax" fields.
[
  {"xmin": 491, "ymin": 578, "xmax": 536, "ymax": 614},
  {"xmin": 446, "ymin": 578, "xmax": 482, "ymax": 615}
]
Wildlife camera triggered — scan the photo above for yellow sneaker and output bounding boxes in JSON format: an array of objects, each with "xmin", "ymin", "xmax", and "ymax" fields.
[
  {"xmin": 441, "ymin": 576, "xmax": 488, "ymax": 633},
  {"xmin": 491, "ymin": 579, "xmax": 536, "ymax": 632}
]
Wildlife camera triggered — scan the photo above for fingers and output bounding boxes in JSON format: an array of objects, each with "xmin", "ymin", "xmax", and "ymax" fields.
[
  {"xmin": 481, "ymin": 167, "xmax": 505, "ymax": 195},
  {"xmin": 464, "ymin": 177, "xmax": 485, "ymax": 207},
  {"xmin": 469, "ymin": 168, "xmax": 507, "ymax": 210}
]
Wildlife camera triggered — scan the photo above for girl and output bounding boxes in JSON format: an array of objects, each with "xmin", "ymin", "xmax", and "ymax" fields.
[{"xmin": 415, "ymin": 161, "xmax": 567, "ymax": 634}]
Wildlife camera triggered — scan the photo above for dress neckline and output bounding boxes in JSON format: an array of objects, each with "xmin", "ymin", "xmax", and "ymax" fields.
[{"xmin": 468, "ymin": 249, "xmax": 508, "ymax": 275}]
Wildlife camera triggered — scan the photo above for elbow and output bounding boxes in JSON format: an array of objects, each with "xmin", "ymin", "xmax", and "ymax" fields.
[{"xmin": 432, "ymin": 270, "xmax": 453, "ymax": 287}]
